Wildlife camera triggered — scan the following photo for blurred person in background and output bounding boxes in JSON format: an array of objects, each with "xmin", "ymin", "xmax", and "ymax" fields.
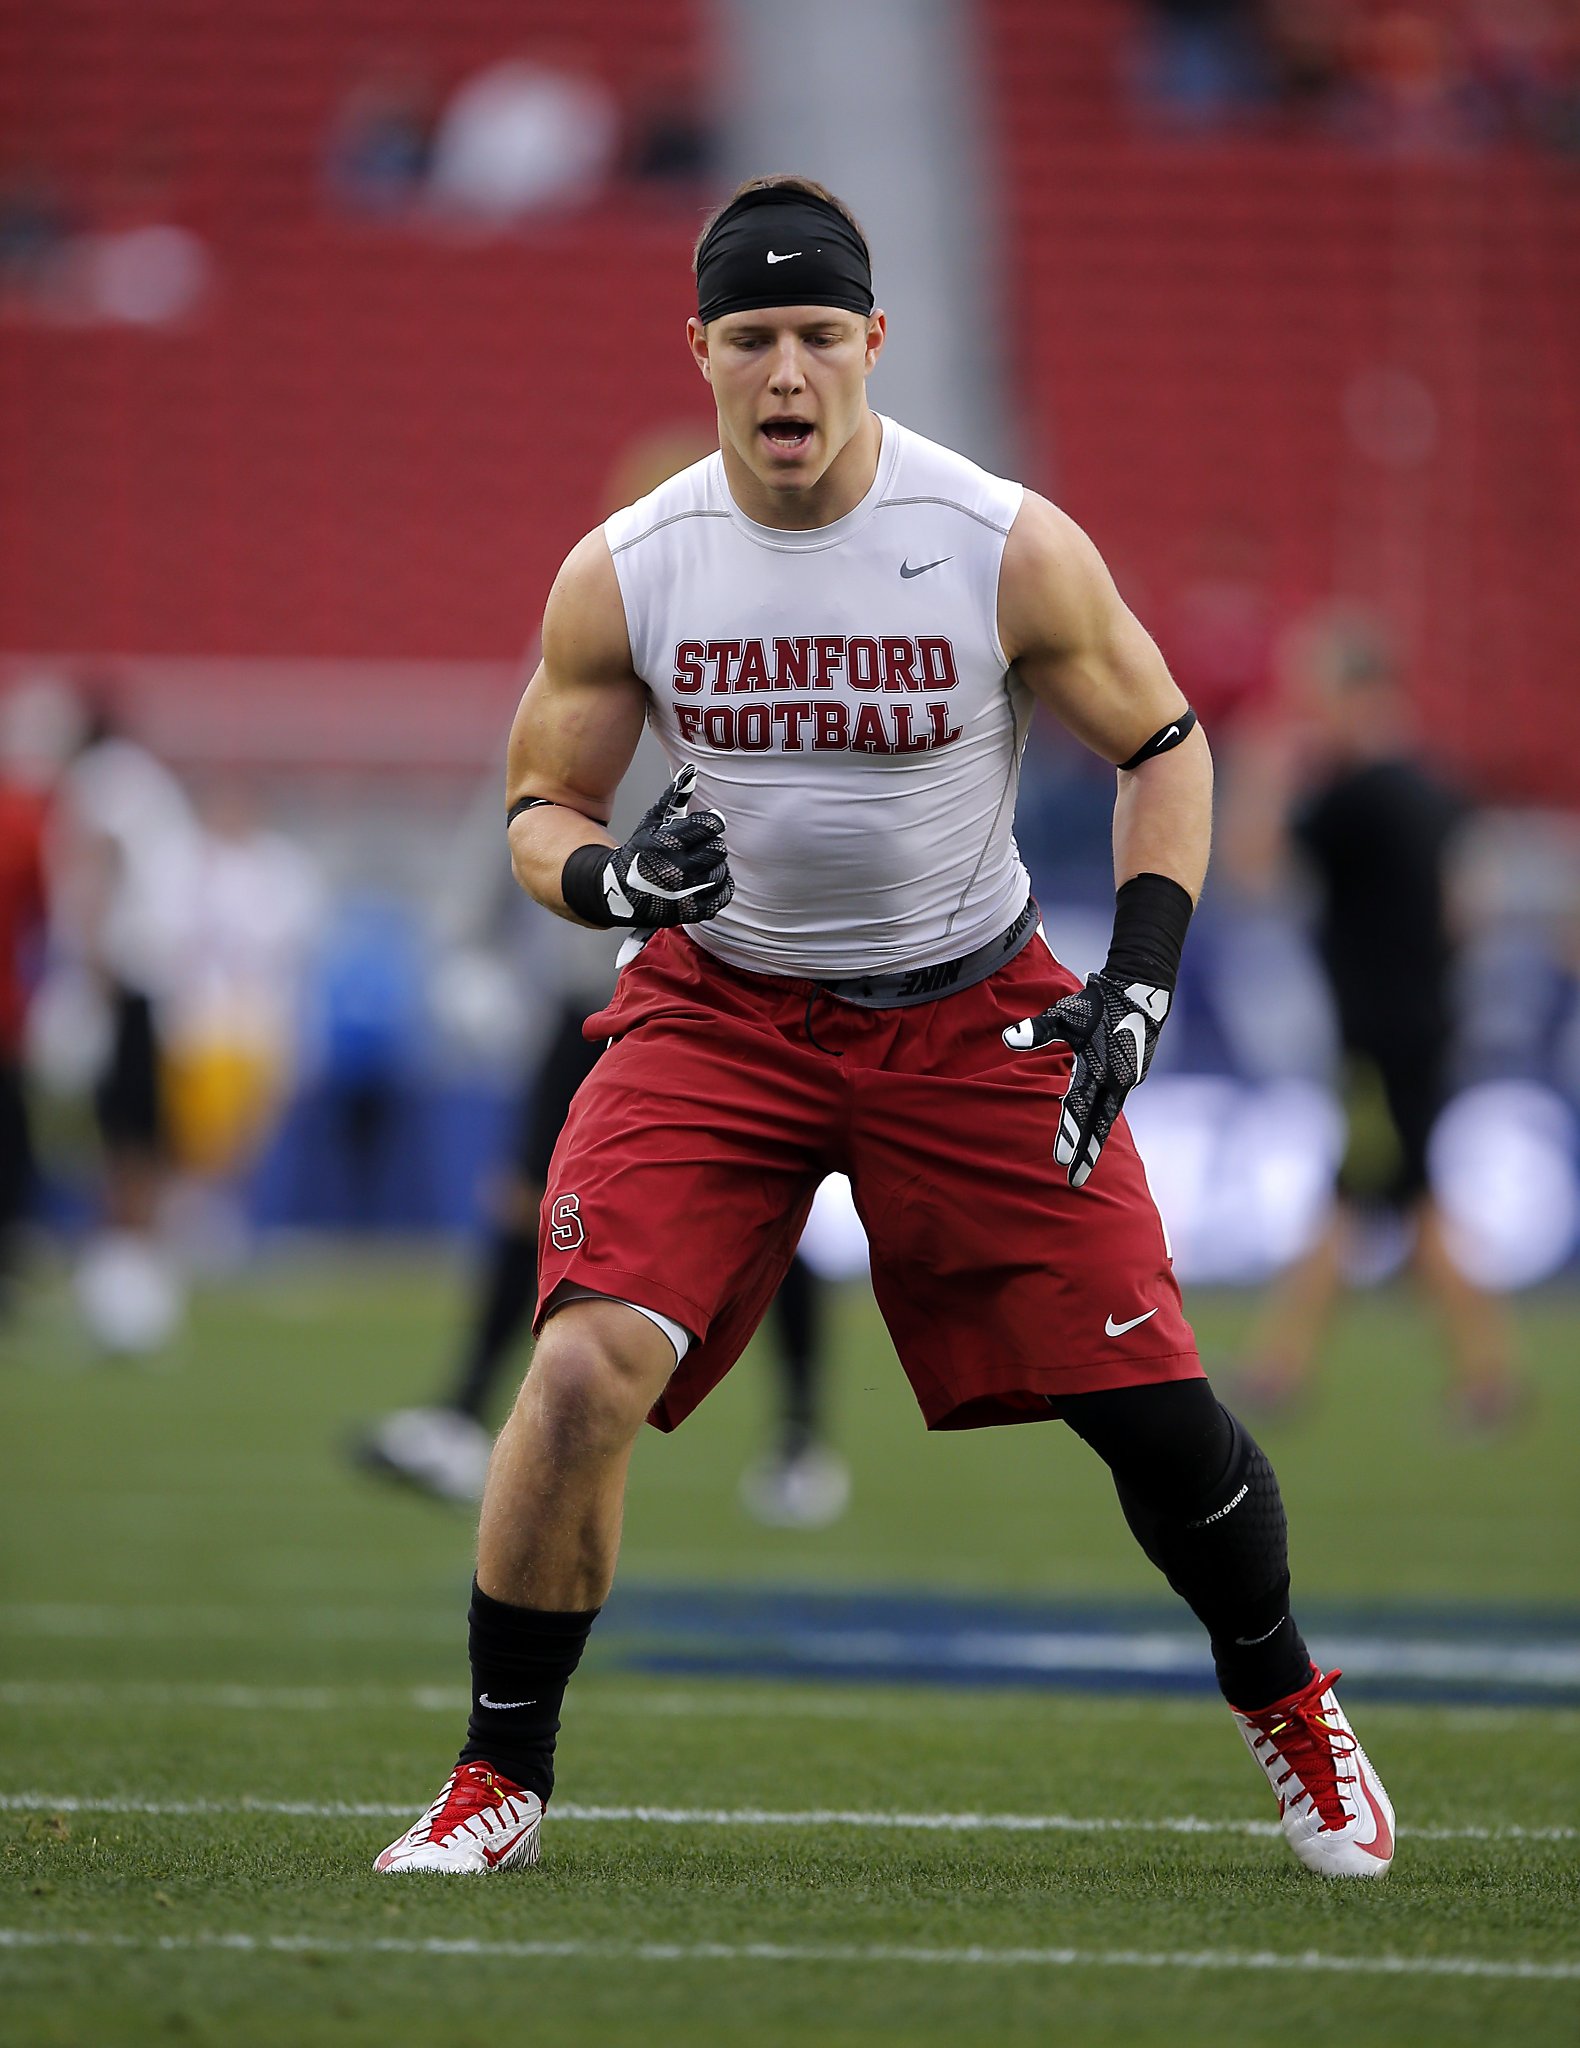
[
  {"xmin": 162, "ymin": 779, "xmax": 324, "ymax": 1268},
  {"xmin": 48, "ymin": 685, "xmax": 200, "ymax": 1354},
  {"xmin": 0, "ymin": 679, "xmax": 71, "ymax": 1307},
  {"xmin": 323, "ymin": 51, "xmax": 438, "ymax": 218},
  {"xmin": 425, "ymin": 47, "xmax": 618, "ymax": 224},
  {"xmin": 0, "ymin": 159, "xmax": 75, "ymax": 313},
  {"xmin": 312, "ymin": 893, "xmax": 426, "ymax": 1229},
  {"xmin": 1223, "ymin": 607, "xmax": 1523, "ymax": 1428}
]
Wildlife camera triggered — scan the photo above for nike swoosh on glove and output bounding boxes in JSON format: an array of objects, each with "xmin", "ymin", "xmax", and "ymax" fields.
[
  {"xmin": 603, "ymin": 765, "xmax": 734, "ymax": 927},
  {"xmin": 1002, "ymin": 972, "xmax": 1170, "ymax": 1189}
]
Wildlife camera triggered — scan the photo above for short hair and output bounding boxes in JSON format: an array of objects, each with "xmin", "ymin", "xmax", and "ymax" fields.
[{"xmin": 692, "ymin": 173, "xmax": 871, "ymax": 280}]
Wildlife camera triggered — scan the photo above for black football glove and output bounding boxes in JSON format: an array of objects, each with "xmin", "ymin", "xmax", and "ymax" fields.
[
  {"xmin": 600, "ymin": 765, "xmax": 733, "ymax": 928},
  {"xmin": 1002, "ymin": 971, "xmax": 1170, "ymax": 1189}
]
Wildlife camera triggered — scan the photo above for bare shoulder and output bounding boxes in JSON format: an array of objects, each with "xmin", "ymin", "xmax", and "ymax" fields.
[
  {"xmin": 998, "ymin": 490, "xmax": 1120, "ymax": 664},
  {"xmin": 541, "ymin": 527, "xmax": 636, "ymax": 682}
]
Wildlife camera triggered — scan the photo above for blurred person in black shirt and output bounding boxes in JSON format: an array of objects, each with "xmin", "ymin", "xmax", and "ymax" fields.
[{"xmin": 1226, "ymin": 608, "xmax": 1523, "ymax": 1429}]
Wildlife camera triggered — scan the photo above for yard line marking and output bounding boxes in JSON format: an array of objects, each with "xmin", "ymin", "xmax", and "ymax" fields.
[
  {"xmin": 0, "ymin": 1681, "xmax": 916, "ymax": 1721},
  {"xmin": 0, "ymin": 1928, "xmax": 1575, "ymax": 1981},
  {"xmin": 2, "ymin": 1677, "xmax": 1575, "ymax": 1731},
  {"xmin": 0, "ymin": 1683, "xmax": 468, "ymax": 1714},
  {"xmin": 1, "ymin": 1793, "xmax": 1571, "ymax": 1843}
]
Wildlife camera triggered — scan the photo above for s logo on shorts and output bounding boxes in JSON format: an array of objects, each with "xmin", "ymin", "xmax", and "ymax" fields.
[{"xmin": 549, "ymin": 1193, "xmax": 586, "ymax": 1250}]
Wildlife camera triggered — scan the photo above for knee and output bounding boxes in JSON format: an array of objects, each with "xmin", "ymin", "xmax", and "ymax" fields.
[{"xmin": 519, "ymin": 1305, "xmax": 674, "ymax": 1448}]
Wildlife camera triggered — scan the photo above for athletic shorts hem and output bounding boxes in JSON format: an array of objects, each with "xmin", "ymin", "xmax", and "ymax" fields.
[
  {"xmin": 922, "ymin": 1349, "xmax": 1206, "ymax": 1431},
  {"xmin": 533, "ymin": 1261, "xmax": 708, "ymax": 1346}
]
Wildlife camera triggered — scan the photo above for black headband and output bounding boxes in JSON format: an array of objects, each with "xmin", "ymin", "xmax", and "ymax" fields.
[{"xmin": 695, "ymin": 186, "xmax": 874, "ymax": 326}]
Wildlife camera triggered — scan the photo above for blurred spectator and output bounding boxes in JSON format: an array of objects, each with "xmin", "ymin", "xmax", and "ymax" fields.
[
  {"xmin": 1226, "ymin": 607, "xmax": 1525, "ymax": 1429},
  {"xmin": 313, "ymin": 895, "xmax": 426, "ymax": 1227},
  {"xmin": 163, "ymin": 781, "xmax": 324, "ymax": 1264},
  {"xmin": 74, "ymin": 141, "xmax": 213, "ymax": 328},
  {"xmin": 2, "ymin": 140, "xmax": 213, "ymax": 330},
  {"xmin": 0, "ymin": 680, "xmax": 72, "ymax": 1302},
  {"xmin": 1260, "ymin": 0, "xmax": 1355, "ymax": 114},
  {"xmin": 0, "ymin": 161, "xmax": 74, "ymax": 312},
  {"xmin": 323, "ymin": 53, "xmax": 439, "ymax": 217},
  {"xmin": 623, "ymin": 44, "xmax": 716, "ymax": 186},
  {"xmin": 1128, "ymin": 0, "xmax": 1274, "ymax": 126},
  {"xmin": 426, "ymin": 54, "xmax": 618, "ymax": 222},
  {"xmin": 48, "ymin": 687, "xmax": 200, "ymax": 1353},
  {"xmin": 1129, "ymin": 1, "xmax": 1580, "ymax": 148}
]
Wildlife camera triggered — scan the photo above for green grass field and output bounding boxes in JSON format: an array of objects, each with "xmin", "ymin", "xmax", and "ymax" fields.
[{"xmin": 2, "ymin": 1250, "xmax": 1577, "ymax": 2047}]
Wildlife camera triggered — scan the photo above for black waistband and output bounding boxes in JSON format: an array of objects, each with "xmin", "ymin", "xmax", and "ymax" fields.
[{"xmin": 815, "ymin": 896, "xmax": 1039, "ymax": 1009}]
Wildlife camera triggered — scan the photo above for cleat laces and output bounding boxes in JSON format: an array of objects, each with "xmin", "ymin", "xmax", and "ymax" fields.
[
  {"xmin": 1239, "ymin": 1668, "xmax": 1356, "ymax": 1832},
  {"xmin": 420, "ymin": 1764, "xmax": 524, "ymax": 1846}
]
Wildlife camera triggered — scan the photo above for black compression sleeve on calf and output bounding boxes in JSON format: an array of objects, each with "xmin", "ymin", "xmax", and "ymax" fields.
[
  {"xmin": 560, "ymin": 843, "xmax": 619, "ymax": 928},
  {"xmin": 458, "ymin": 1580, "xmax": 601, "ymax": 1803},
  {"xmin": 1063, "ymin": 1383, "xmax": 1312, "ymax": 1710},
  {"xmin": 1101, "ymin": 872, "xmax": 1195, "ymax": 992}
]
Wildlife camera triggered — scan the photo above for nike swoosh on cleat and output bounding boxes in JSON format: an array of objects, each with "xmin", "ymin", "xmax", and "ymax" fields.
[
  {"xmin": 1355, "ymin": 1773, "xmax": 1394, "ymax": 1861},
  {"xmin": 1105, "ymin": 1308, "xmax": 1159, "ymax": 1337},
  {"xmin": 477, "ymin": 1694, "xmax": 537, "ymax": 1710}
]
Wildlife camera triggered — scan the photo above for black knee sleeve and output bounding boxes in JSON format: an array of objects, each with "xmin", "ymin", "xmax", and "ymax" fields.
[{"xmin": 1065, "ymin": 1384, "xmax": 1311, "ymax": 1709}]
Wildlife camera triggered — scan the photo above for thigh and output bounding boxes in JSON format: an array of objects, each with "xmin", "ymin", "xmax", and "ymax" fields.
[
  {"xmin": 535, "ymin": 948, "xmax": 836, "ymax": 1432},
  {"xmin": 849, "ymin": 933, "xmax": 1202, "ymax": 1429}
]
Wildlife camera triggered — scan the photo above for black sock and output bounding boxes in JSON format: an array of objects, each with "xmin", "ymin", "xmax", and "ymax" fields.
[
  {"xmin": 445, "ymin": 1226, "xmax": 538, "ymax": 1421},
  {"xmin": 1063, "ymin": 1382, "xmax": 1313, "ymax": 1711},
  {"xmin": 457, "ymin": 1580, "xmax": 599, "ymax": 1802}
]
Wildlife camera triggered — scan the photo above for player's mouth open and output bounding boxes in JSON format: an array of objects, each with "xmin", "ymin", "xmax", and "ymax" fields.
[{"xmin": 761, "ymin": 418, "xmax": 813, "ymax": 455}]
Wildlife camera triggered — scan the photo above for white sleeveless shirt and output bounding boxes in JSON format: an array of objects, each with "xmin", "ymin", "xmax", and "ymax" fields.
[{"xmin": 603, "ymin": 415, "xmax": 1030, "ymax": 979}]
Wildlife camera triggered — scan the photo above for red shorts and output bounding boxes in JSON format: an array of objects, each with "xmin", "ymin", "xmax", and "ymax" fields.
[{"xmin": 536, "ymin": 924, "xmax": 1201, "ymax": 1432}]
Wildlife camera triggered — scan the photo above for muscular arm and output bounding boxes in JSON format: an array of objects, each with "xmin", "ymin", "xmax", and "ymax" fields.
[
  {"xmin": 505, "ymin": 530, "xmax": 649, "ymax": 922},
  {"xmin": 998, "ymin": 492, "xmax": 1213, "ymax": 900}
]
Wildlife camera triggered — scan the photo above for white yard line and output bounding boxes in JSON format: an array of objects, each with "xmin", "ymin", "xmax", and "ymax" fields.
[
  {"xmin": 0, "ymin": 1927, "xmax": 1574, "ymax": 1981},
  {"xmin": 3, "ymin": 1677, "xmax": 1575, "ymax": 1732},
  {"xmin": 0, "ymin": 1792, "xmax": 1571, "ymax": 1843}
]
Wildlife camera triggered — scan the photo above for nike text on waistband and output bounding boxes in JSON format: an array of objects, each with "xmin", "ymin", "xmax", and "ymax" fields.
[{"xmin": 814, "ymin": 896, "xmax": 1038, "ymax": 1009}]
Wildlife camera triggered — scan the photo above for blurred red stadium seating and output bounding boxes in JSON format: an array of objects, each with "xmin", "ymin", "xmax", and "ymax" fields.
[
  {"xmin": 986, "ymin": 0, "xmax": 1580, "ymax": 802},
  {"xmin": 0, "ymin": 0, "xmax": 711, "ymax": 762},
  {"xmin": 4, "ymin": 1, "xmax": 1579, "ymax": 802}
]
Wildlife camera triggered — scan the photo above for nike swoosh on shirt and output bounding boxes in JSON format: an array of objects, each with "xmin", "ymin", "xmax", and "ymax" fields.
[
  {"xmin": 899, "ymin": 556, "xmax": 951, "ymax": 579},
  {"xmin": 1105, "ymin": 1308, "xmax": 1159, "ymax": 1338}
]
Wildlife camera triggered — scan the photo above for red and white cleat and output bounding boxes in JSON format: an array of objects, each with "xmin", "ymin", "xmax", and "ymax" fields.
[
  {"xmin": 1231, "ymin": 1666, "xmax": 1395, "ymax": 1878},
  {"xmin": 374, "ymin": 1762, "xmax": 543, "ymax": 1874}
]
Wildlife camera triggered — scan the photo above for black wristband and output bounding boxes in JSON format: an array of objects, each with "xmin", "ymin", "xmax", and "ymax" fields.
[
  {"xmin": 561, "ymin": 843, "xmax": 619, "ymax": 928},
  {"xmin": 1102, "ymin": 872, "xmax": 1194, "ymax": 992}
]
